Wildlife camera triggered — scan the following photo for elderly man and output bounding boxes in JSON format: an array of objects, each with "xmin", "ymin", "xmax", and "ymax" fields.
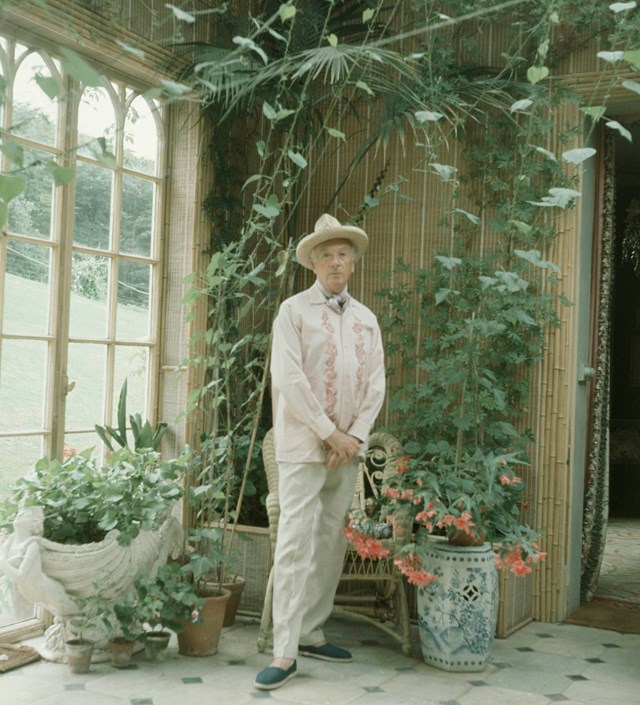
[{"xmin": 255, "ymin": 214, "xmax": 386, "ymax": 690}]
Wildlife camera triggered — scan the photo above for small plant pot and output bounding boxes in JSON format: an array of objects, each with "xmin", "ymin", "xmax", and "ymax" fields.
[
  {"xmin": 144, "ymin": 631, "xmax": 171, "ymax": 662},
  {"xmin": 108, "ymin": 637, "xmax": 135, "ymax": 668},
  {"xmin": 65, "ymin": 639, "xmax": 95, "ymax": 674}
]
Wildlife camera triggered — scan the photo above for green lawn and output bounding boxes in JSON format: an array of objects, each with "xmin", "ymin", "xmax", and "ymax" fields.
[{"xmin": 0, "ymin": 272, "xmax": 153, "ymax": 499}]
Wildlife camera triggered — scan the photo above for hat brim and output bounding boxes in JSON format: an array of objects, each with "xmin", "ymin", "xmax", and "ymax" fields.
[{"xmin": 296, "ymin": 225, "xmax": 368, "ymax": 270}]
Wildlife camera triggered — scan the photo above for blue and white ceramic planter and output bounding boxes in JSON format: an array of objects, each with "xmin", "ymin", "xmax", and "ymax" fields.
[{"xmin": 417, "ymin": 537, "xmax": 499, "ymax": 672}]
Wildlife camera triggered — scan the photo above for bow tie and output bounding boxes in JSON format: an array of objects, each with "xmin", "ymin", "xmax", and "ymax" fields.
[{"xmin": 326, "ymin": 294, "xmax": 347, "ymax": 314}]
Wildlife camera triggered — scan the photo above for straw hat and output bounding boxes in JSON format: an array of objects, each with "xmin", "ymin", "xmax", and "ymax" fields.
[{"xmin": 296, "ymin": 214, "xmax": 369, "ymax": 270}]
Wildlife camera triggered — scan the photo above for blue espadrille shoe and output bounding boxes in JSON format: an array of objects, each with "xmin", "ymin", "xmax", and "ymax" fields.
[
  {"xmin": 299, "ymin": 642, "xmax": 353, "ymax": 662},
  {"xmin": 254, "ymin": 660, "xmax": 297, "ymax": 690}
]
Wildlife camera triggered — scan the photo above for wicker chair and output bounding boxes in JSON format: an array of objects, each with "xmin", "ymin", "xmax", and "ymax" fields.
[{"xmin": 257, "ymin": 429, "xmax": 412, "ymax": 656}]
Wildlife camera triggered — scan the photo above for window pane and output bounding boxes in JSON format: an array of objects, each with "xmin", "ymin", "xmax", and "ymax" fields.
[
  {"xmin": 0, "ymin": 576, "xmax": 37, "ymax": 627},
  {"xmin": 74, "ymin": 161, "xmax": 112, "ymax": 249},
  {"xmin": 66, "ymin": 343, "xmax": 106, "ymax": 429},
  {"xmin": 77, "ymin": 85, "xmax": 116, "ymax": 159},
  {"xmin": 0, "ymin": 436, "xmax": 45, "ymax": 502},
  {"xmin": 120, "ymin": 174, "xmax": 153, "ymax": 256},
  {"xmin": 114, "ymin": 345, "xmax": 148, "ymax": 419},
  {"xmin": 7, "ymin": 146, "xmax": 53, "ymax": 240},
  {"xmin": 117, "ymin": 260, "xmax": 151, "ymax": 340},
  {"xmin": 124, "ymin": 94, "xmax": 158, "ymax": 175},
  {"xmin": 0, "ymin": 339, "xmax": 47, "ymax": 432},
  {"xmin": 69, "ymin": 252, "xmax": 110, "ymax": 338},
  {"xmin": 64, "ymin": 431, "xmax": 103, "ymax": 462},
  {"xmin": 12, "ymin": 49, "xmax": 58, "ymax": 146},
  {"xmin": 3, "ymin": 242, "xmax": 51, "ymax": 335}
]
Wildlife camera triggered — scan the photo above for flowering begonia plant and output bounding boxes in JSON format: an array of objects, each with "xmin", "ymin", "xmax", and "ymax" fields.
[{"xmin": 345, "ymin": 449, "xmax": 546, "ymax": 587}]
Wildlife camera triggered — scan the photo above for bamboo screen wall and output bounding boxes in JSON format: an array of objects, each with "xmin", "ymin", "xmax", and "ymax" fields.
[{"xmin": 288, "ymin": 13, "xmax": 629, "ymax": 623}]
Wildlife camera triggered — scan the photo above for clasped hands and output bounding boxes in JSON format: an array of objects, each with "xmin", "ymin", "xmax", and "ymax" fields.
[{"xmin": 323, "ymin": 429, "xmax": 361, "ymax": 471}]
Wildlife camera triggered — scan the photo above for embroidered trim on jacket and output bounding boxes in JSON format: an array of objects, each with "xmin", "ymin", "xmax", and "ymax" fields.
[{"xmin": 321, "ymin": 311, "xmax": 338, "ymax": 422}]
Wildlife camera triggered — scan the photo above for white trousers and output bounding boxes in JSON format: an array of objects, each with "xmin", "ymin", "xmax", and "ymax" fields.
[{"xmin": 272, "ymin": 458, "xmax": 359, "ymax": 659}]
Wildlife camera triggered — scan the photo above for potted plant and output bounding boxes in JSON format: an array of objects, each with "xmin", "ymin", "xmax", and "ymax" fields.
[
  {"xmin": 0, "ymin": 385, "xmax": 188, "ymax": 663},
  {"xmin": 110, "ymin": 589, "xmax": 145, "ymax": 668},
  {"xmin": 130, "ymin": 561, "xmax": 204, "ymax": 661},
  {"xmin": 64, "ymin": 593, "xmax": 113, "ymax": 673},
  {"xmin": 351, "ymin": 249, "xmax": 556, "ymax": 670}
]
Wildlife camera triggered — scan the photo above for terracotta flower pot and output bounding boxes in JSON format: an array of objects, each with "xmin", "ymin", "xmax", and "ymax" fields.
[
  {"xmin": 65, "ymin": 639, "xmax": 94, "ymax": 673},
  {"xmin": 144, "ymin": 631, "xmax": 171, "ymax": 662},
  {"xmin": 108, "ymin": 637, "xmax": 135, "ymax": 668},
  {"xmin": 177, "ymin": 588, "xmax": 231, "ymax": 657},
  {"xmin": 222, "ymin": 576, "xmax": 246, "ymax": 627}
]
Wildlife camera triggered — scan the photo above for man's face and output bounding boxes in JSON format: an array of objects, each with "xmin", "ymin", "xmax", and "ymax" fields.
[{"xmin": 311, "ymin": 238, "xmax": 355, "ymax": 294}]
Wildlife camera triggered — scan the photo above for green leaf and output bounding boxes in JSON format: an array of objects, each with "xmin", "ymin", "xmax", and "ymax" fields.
[
  {"xmin": 623, "ymin": 50, "xmax": 640, "ymax": 69},
  {"xmin": 0, "ymin": 139, "xmax": 23, "ymax": 167},
  {"xmin": 115, "ymin": 40, "xmax": 146, "ymax": 60},
  {"xmin": 0, "ymin": 174, "xmax": 26, "ymax": 203},
  {"xmin": 326, "ymin": 127, "xmax": 345, "ymax": 140},
  {"xmin": 622, "ymin": 79, "xmax": 640, "ymax": 95},
  {"xmin": 276, "ymin": 249, "xmax": 290, "ymax": 277},
  {"xmin": 279, "ymin": 3, "xmax": 296, "ymax": 21},
  {"xmin": 610, "ymin": 1, "xmax": 637, "ymax": 11},
  {"xmin": 166, "ymin": 3, "xmax": 196, "ymax": 22},
  {"xmin": 509, "ymin": 220, "xmax": 532, "ymax": 236},
  {"xmin": 510, "ymin": 98, "xmax": 533, "ymax": 113},
  {"xmin": 275, "ymin": 108, "xmax": 295, "ymax": 121},
  {"xmin": 435, "ymin": 255, "xmax": 462, "ymax": 270},
  {"xmin": 262, "ymin": 102, "xmax": 276, "ymax": 121},
  {"xmin": 356, "ymin": 80, "xmax": 374, "ymax": 96},
  {"xmin": 580, "ymin": 105, "xmax": 606, "ymax": 121},
  {"xmin": 44, "ymin": 161, "xmax": 75, "ymax": 186},
  {"xmin": 327, "ymin": 34, "xmax": 338, "ymax": 47},
  {"xmin": 363, "ymin": 8, "xmax": 374, "ymax": 21},
  {"xmin": 606, "ymin": 120, "xmax": 632, "ymax": 141},
  {"xmin": 526, "ymin": 65, "xmax": 549, "ymax": 85},
  {"xmin": 430, "ymin": 163, "xmax": 457, "ymax": 181},
  {"xmin": 415, "ymin": 110, "xmax": 443, "ymax": 123},
  {"xmin": 160, "ymin": 79, "xmax": 192, "ymax": 97},
  {"xmin": 514, "ymin": 249, "xmax": 561, "ymax": 273},
  {"xmin": 252, "ymin": 203, "xmax": 280, "ymax": 218},
  {"xmin": 478, "ymin": 275, "xmax": 498, "ymax": 290},
  {"xmin": 561, "ymin": 147, "xmax": 596, "ymax": 165},
  {"xmin": 59, "ymin": 47, "xmax": 104, "ymax": 87},
  {"xmin": 232, "ymin": 36, "xmax": 268, "ymax": 65},
  {"xmin": 528, "ymin": 187, "xmax": 581, "ymax": 208},
  {"xmin": 597, "ymin": 50, "xmax": 624, "ymax": 63},
  {"xmin": 452, "ymin": 207, "xmax": 480, "ymax": 224},
  {"xmin": 288, "ymin": 150, "xmax": 307, "ymax": 169},
  {"xmin": 34, "ymin": 74, "xmax": 60, "ymax": 100},
  {"xmin": 513, "ymin": 308, "xmax": 536, "ymax": 325},
  {"xmin": 0, "ymin": 202, "xmax": 7, "ymax": 227}
]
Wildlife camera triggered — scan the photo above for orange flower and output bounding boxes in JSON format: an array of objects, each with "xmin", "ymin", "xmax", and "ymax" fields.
[{"xmin": 393, "ymin": 554, "xmax": 437, "ymax": 586}]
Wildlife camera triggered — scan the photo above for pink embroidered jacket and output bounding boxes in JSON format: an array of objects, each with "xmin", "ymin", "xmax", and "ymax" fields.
[{"xmin": 270, "ymin": 282, "xmax": 386, "ymax": 462}]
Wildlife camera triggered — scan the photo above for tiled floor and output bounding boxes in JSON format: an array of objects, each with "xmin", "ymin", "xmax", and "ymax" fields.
[
  {"xmin": 3, "ymin": 613, "xmax": 639, "ymax": 705},
  {"xmin": 3, "ymin": 520, "xmax": 639, "ymax": 704}
]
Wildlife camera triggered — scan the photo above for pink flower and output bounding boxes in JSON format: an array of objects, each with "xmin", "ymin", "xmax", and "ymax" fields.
[
  {"xmin": 499, "ymin": 474, "xmax": 523, "ymax": 486},
  {"xmin": 191, "ymin": 609, "xmax": 200, "ymax": 623},
  {"xmin": 393, "ymin": 554, "xmax": 437, "ymax": 586}
]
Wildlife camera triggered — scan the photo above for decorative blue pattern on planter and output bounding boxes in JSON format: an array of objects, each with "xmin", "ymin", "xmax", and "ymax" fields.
[{"xmin": 417, "ymin": 537, "xmax": 499, "ymax": 672}]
